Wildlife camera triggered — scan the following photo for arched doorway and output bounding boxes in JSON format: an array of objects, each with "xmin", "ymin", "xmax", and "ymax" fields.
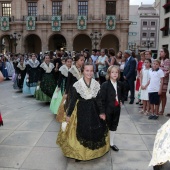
[
  {"xmin": 48, "ymin": 34, "xmax": 66, "ymax": 51},
  {"xmin": 24, "ymin": 34, "xmax": 42, "ymax": 53},
  {"xmin": 73, "ymin": 34, "xmax": 92, "ymax": 52},
  {"xmin": 100, "ymin": 34, "xmax": 119, "ymax": 53},
  {"xmin": 0, "ymin": 35, "xmax": 11, "ymax": 53}
]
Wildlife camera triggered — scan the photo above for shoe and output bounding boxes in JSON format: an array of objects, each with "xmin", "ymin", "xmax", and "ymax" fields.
[
  {"xmin": 139, "ymin": 110, "xmax": 145, "ymax": 114},
  {"xmin": 153, "ymin": 115, "xmax": 159, "ymax": 120},
  {"xmin": 136, "ymin": 102, "xmax": 139, "ymax": 104},
  {"xmin": 148, "ymin": 114, "xmax": 155, "ymax": 119},
  {"xmin": 75, "ymin": 159, "xmax": 81, "ymax": 162},
  {"xmin": 144, "ymin": 111, "xmax": 150, "ymax": 116},
  {"xmin": 124, "ymin": 98, "xmax": 127, "ymax": 101},
  {"xmin": 110, "ymin": 145, "xmax": 119, "ymax": 152},
  {"xmin": 129, "ymin": 101, "xmax": 134, "ymax": 104}
]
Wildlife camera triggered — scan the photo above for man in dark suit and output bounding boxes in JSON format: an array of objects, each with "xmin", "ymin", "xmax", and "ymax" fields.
[{"xmin": 123, "ymin": 50, "xmax": 136, "ymax": 104}]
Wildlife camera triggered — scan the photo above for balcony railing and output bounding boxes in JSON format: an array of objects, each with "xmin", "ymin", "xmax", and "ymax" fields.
[{"xmin": 9, "ymin": 14, "xmax": 121, "ymax": 22}]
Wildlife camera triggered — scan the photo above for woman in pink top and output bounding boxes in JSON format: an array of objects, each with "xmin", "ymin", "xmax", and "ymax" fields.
[{"xmin": 159, "ymin": 48, "xmax": 170, "ymax": 115}]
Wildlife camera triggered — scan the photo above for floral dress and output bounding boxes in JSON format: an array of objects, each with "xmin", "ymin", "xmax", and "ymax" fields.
[{"xmin": 160, "ymin": 59, "xmax": 170, "ymax": 93}]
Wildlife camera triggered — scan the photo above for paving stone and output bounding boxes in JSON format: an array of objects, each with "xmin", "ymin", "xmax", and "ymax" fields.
[
  {"xmin": 36, "ymin": 132, "xmax": 58, "ymax": 148},
  {"xmin": 117, "ymin": 121, "xmax": 139, "ymax": 134},
  {"xmin": 0, "ymin": 145, "xmax": 32, "ymax": 169},
  {"xmin": 45, "ymin": 120, "xmax": 61, "ymax": 132},
  {"xmin": 0, "ymin": 130, "xmax": 13, "ymax": 143},
  {"xmin": 111, "ymin": 150, "xmax": 152, "ymax": 170},
  {"xmin": 141, "ymin": 135, "xmax": 156, "ymax": 151},
  {"xmin": 21, "ymin": 147, "xmax": 67, "ymax": 170},
  {"xmin": 135, "ymin": 124, "xmax": 162, "ymax": 135},
  {"xmin": 1, "ymin": 131, "xmax": 43, "ymax": 146},
  {"xmin": 114, "ymin": 134, "xmax": 147, "ymax": 151},
  {"xmin": 16, "ymin": 120, "xmax": 51, "ymax": 132}
]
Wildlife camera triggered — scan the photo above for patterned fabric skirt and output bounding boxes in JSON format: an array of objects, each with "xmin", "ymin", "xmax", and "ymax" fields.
[
  {"xmin": 162, "ymin": 76, "xmax": 169, "ymax": 93},
  {"xmin": 35, "ymin": 86, "xmax": 51, "ymax": 102},
  {"xmin": 56, "ymin": 96, "xmax": 66, "ymax": 122},
  {"xmin": 56, "ymin": 102, "xmax": 110, "ymax": 161},
  {"xmin": 149, "ymin": 119, "xmax": 170, "ymax": 166},
  {"xmin": 23, "ymin": 76, "xmax": 37, "ymax": 95},
  {"xmin": 40, "ymin": 73, "xmax": 57, "ymax": 98},
  {"xmin": 50, "ymin": 87, "xmax": 63, "ymax": 114}
]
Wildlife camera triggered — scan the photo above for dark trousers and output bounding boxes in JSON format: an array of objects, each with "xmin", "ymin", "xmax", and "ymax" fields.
[{"xmin": 124, "ymin": 80, "xmax": 135, "ymax": 101}]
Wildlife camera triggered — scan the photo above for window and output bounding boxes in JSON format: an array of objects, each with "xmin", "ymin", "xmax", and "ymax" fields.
[
  {"xmin": 142, "ymin": 32, "xmax": 147, "ymax": 37},
  {"xmin": 131, "ymin": 22, "xmax": 137, "ymax": 25},
  {"xmin": 151, "ymin": 21, "xmax": 155, "ymax": 26},
  {"xmin": 129, "ymin": 32, "xmax": 137, "ymax": 36},
  {"xmin": 2, "ymin": 3, "xmax": 11, "ymax": 17},
  {"xmin": 52, "ymin": 1, "xmax": 62, "ymax": 15},
  {"xmin": 143, "ymin": 21, "xmax": 147, "ymax": 26},
  {"xmin": 28, "ymin": 2, "xmax": 37, "ymax": 16},
  {"xmin": 163, "ymin": 44, "xmax": 169, "ymax": 49},
  {"xmin": 106, "ymin": 1, "xmax": 116, "ymax": 15},
  {"xmin": 150, "ymin": 33, "xmax": 155, "ymax": 37},
  {"xmin": 78, "ymin": 1, "xmax": 88, "ymax": 16}
]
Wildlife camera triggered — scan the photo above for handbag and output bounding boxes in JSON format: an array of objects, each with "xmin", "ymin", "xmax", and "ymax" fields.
[{"xmin": 0, "ymin": 71, "xmax": 4, "ymax": 82}]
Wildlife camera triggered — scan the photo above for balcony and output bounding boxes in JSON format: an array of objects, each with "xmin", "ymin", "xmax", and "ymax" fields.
[
  {"xmin": 163, "ymin": 2, "xmax": 170, "ymax": 13},
  {"xmin": 9, "ymin": 14, "xmax": 120, "ymax": 22}
]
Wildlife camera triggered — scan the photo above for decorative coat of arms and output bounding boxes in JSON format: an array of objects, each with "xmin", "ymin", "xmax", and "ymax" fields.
[
  {"xmin": 26, "ymin": 16, "xmax": 36, "ymax": 30},
  {"xmin": 51, "ymin": 16, "xmax": 61, "ymax": 31},
  {"xmin": 77, "ymin": 16, "xmax": 87, "ymax": 30},
  {"xmin": 106, "ymin": 15, "xmax": 116, "ymax": 30},
  {"xmin": 0, "ymin": 17, "xmax": 9, "ymax": 31}
]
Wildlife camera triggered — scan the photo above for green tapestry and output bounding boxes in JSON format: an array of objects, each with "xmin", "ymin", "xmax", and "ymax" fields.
[
  {"xmin": 26, "ymin": 16, "xmax": 36, "ymax": 30},
  {"xmin": 0, "ymin": 17, "xmax": 9, "ymax": 31},
  {"xmin": 77, "ymin": 16, "xmax": 87, "ymax": 30},
  {"xmin": 51, "ymin": 16, "xmax": 61, "ymax": 31},
  {"xmin": 106, "ymin": 15, "xmax": 116, "ymax": 30}
]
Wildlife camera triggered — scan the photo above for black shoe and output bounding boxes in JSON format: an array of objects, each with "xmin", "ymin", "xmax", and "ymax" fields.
[
  {"xmin": 129, "ymin": 100, "xmax": 134, "ymax": 104},
  {"xmin": 124, "ymin": 98, "xmax": 127, "ymax": 101},
  {"xmin": 110, "ymin": 145, "xmax": 119, "ymax": 152},
  {"xmin": 75, "ymin": 159, "xmax": 81, "ymax": 162},
  {"xmin": 136, "ymin": 102, "xmax": 139, "ymax": 104}
]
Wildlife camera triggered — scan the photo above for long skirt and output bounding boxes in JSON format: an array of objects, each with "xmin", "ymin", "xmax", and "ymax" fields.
[
  {"xmin": 23, "ymin": 76, "xmax": 36, "ymax": 95},
  {"xmin": 50, "ymin": 87, "xmax": 63, "ymax": 114},
  {"xmin": 56, "ymin": 96, "xmax": 66, "ymax": 122},
  {"xmin": 35, "ymin": 86, "xmax": 51, "ymax": 102},
  {"xmin": 56, "ymin": 102, "xmax": 110, "ymax": 161}
]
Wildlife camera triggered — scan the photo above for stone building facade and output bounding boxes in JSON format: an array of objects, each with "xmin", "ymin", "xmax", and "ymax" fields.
[{"xmin": 0, "ymin": 0, "xmax": 130, "ymax": 54}]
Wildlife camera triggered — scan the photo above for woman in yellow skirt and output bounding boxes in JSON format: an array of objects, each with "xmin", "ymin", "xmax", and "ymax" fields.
[{"xmin": 57, "ymin": 63, "xmax": 109, "ymax": 161}]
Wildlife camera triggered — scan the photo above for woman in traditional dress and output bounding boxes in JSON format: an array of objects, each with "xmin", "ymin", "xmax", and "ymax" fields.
[
  {"xmin": 64, "ymin": 53, "xmax": 84, "ymax": 110},
  {"xmin": 159, "ymin": 48, "xmax": 170, "ymax": 115},
  {"xmin": 57, "ymin": 63, "xmax": 109, "ymax": 161},
  {"xmin": 35, "ymin": 55, "xmax": 57, "ymax": 102},
  {"xmin": 50, "ymin": 57, "xmax": 72, "ymax": 114},
  {"xmin": 23, "ymin": 53, "xmax": 40, "ymax": 96},
  {"xmin": 13, "ymin": 57, "xmax": 26, "ymax": 89}
]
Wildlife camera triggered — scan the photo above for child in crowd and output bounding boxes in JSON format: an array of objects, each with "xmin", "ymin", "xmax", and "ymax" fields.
[
  {"xmin": 148, "ymin": 59, "xmax": 164, "ymax": 120},
  {"xmin": 101, "ymin": 65, "xmax": 124, "ymax": 151},
  {"xmin": 139, "ymin": 59, "xmax": 151, "ymax": 115}
]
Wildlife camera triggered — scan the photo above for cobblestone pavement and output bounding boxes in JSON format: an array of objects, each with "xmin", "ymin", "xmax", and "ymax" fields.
[{"xmin": 0, "ymin": 80, "xmax": 169, "ymax": 170}]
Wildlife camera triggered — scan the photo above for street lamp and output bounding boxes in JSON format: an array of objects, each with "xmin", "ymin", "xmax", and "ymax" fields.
[
  {"xmin": 10, "ymin": 32, "xmax": 21, "ymax": 53},
  {"xmin": 90, "ymin": 31, "xmax": 102, "ymax": 49}
]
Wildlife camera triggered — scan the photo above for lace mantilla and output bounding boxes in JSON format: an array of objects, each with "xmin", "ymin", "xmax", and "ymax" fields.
[
  {"xmin": 59, "ymin": 65, "xmax": 69, "ymax": 77},
  {"xmin": 17, "ymin": 63, "xmax": 26, "ymax": 70},
  {"xmin": 69, "ymin": 65, "xmax": 82, "ymax": 80},
  {"xmin": 27, "ymin": 59, "xmax": 39, "ymax": 68},
  {"xmin": 149, "ymin": 119, "xmax": 170, "ymax": 166},
  {"xmin": 40, "ymin": 62, "xmax": 54, "ymax": 73},
  {"xmin": 73, "ymin": 78, "xmax": 100, "ymax": 100}
]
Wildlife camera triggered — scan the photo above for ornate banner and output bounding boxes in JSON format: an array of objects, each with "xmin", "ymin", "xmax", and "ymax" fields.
[
  {"xmin": 77, "ymin": 16, "xmax": 87, "ymax": 30},
  {"xmin": 0, "ymin": 17, "xmax": 10, "ymax": 31},
  {"xmin": 26, "ymin": 16, "xmax": 36, "ymax": 30},
  {"xmin": 51, "ymin": 16, "xmax": 61, "ymax": 31},
  {"xmin": 106, "ymin": 15, "xmax": 116, "ymax": 30}
]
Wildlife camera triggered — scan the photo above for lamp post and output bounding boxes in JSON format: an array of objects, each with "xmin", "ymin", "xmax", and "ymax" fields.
[
  {"xmin": 90, "ymin": 31, "xmax": 102, "ymax": 49},
  {"xmin": 10, "ymin": 32, "xmax": 21, "ymax": 53}
]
